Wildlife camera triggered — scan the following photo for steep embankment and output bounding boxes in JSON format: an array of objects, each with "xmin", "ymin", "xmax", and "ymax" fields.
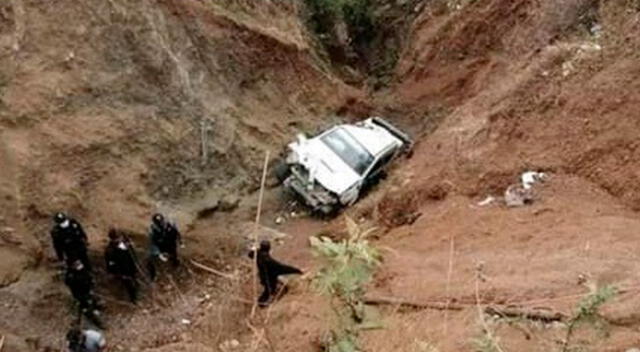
[
  {"xmin": 2, "ymin": 0, "xmax": 640, "ymax": 351},
  {"xmin": 361, "ymin": 1, "xmax": 640, "ymax": 351},
  {"xmin": 0, "ymin": 1, "xmax": 359, "ymax": 350},
  {"xmin": 0, "ymin": 0, "xmax": 357, "ymax": 284},
  {"xmin": 254, "ymin": 1, "xmax": 640, "ymax": 351},
  {"xmin": 389, "ymin": 0, "xmax": 640, "ymax": 206}
]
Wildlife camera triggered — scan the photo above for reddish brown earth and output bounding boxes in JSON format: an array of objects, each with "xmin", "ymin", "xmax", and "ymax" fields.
[
  {"xmin": 261, "ymin": 1, "xmax": 640, "ymax": 352},
  {"xmin": 2, "ymin": 0, "xmax": 640, "ymax": 351}
]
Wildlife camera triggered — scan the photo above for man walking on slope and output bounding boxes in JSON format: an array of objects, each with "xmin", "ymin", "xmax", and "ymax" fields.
[{"xmin": 249, "ymin": 240, "xmax": 303, "ymax": 307}]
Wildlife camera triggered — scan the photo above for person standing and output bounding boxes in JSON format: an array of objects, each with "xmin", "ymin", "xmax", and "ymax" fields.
[
  {"xmin": 104, "ymin": 229, "xmax": 139, "ymax": 303},
  {"xmin": 146, "ymin": 213, "xmax": 182, "ymax": 280},
  {"xmin": 64, "ymin": 260, "xmax": 102, "ymax": 328},
  {"xmin": 51, "ymin": 212, "xmax": 91, "ymax": 271}
]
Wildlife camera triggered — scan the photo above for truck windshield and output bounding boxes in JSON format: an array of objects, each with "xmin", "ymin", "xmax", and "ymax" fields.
[{"xmin": 321, "ymin": 128, "xmax": 374, "ymax": 174}]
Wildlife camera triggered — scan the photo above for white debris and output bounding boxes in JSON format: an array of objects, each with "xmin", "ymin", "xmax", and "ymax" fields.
[
  {"xmin": 219, "ymin": 339, "xmax": 241, "ymax": 351},
  {"xmin": 504, "ymin": 184, "xmax": 533, "ymax": 207},
  {"xmin": 562, "ymin": 61, "xmax": 574, "ymax": 77},
  {"xmin": 504, "ymin": 170, "xmax": 547, "ymax": 207},
  {"xmin": 521, "ymin": 171, "xmax": 547, "ymax": 190},
  {"xmin": 477, "ymin": 196, "xmax": 496, "ymax": 207},
  {"xmin": 181, "ymin": 319, "xmax": 191, "ymax": 325},
  {"xmin": 579, "ymin": 42, "xmax": 602, "ymax": 52},
  {"xmin": 65, "ymin": 51, "xmax": 75, "ymax": 62},
  {"xmin": 274, "ymin": 216, "xmax": 285, "ymax": 225}
]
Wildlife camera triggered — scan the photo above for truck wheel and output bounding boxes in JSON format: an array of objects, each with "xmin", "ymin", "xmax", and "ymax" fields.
[
  {"xmin": 273, "ymin": 160, "xmax": 291, "ymax": 184},
  {"xmin": 318, "ymin": 204, "xmax": 337, "ymax": 217}
]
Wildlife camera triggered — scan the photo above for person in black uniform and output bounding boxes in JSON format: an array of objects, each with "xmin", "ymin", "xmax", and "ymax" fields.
[
  {"xmin": 51, "ymin": 212, "xmax": 91, "ymax": 271},
  {"xmin": 146, "ymin": 213, "xmax": 182, "ymax": 280},
  {"xmin": 64, "ymin": 260, "xmax": 102, "ymax": 328},
  {"xmin": 104, "ymin": 229, "xmax": 139, "ymax": 303},
  {"xmin": 249, "ymin": 240, "xmax": 302, "ymax": 307}
]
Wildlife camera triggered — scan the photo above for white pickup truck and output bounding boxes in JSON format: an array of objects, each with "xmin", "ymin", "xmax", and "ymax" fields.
[{"xmin": 278, "ymin": 117, "xmax": 412, "ymax": 214}]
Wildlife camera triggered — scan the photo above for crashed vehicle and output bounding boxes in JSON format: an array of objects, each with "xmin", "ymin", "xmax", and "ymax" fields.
[{"xmin": 278, "ymin": 117, "xmax": 412, "ymax": 214}]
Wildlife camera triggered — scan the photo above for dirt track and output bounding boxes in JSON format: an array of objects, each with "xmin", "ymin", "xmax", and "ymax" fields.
[{"xmin": 2, "ymin": 0, "xmax": 640, "ymax": 351}]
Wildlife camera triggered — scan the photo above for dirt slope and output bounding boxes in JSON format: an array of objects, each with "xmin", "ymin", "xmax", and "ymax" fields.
[
  {"xmin": 2, "ymin": 0, "xmax": 640, "ymax": 351},
  {"xmin": 0, "ymin": 0, "xmax": 357, "ymax": 284},
  {"xmin": 364, "ymin": 1, "xmax": 640, "ymax": 351},
  {"xmin": 252, "ymin": 1, "xmax": 640, "ymax": 351},
  {"xmin": 0, "ymin": 0, "xmax": 357, "ymax": 350}
]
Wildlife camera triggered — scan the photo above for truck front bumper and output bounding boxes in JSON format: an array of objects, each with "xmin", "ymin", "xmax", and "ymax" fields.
[{"xmin": 284, "ymin": 176, "xmax": 338, "ymax": 210}]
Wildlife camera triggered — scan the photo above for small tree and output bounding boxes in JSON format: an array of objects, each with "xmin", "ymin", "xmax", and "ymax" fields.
[{"xmin": 310, "ymin": 217, "xmax": 382, "ymax": 352}]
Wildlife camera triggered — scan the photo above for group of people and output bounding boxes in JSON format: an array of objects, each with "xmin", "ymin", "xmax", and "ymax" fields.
[
  {"xmin": 50, "ymin": 212, "xmax": 182, "ymax": 352},
  {"xmin": 51, "ymin": 210, "xmax": 302, "ymax": 352}
]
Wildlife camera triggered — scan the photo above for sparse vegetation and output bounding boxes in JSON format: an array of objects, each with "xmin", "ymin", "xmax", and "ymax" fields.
[
  {"xmin": 310, "ymin": 217, "xmax": 382, "ymax": 352},
  {"xmin": 561, "ymin": 285, "xmax": 618, "ymax": 352},
  {"xmin": 303, "ymin": 0, "xmax": 375, "ymax": 48},
  {"xmin": 471, "ymin": 285, "xmax": 618, "ymax": 352},
  {"xmin": 472, "ymin": 334, "xmax": 501, "ymax": 352}
]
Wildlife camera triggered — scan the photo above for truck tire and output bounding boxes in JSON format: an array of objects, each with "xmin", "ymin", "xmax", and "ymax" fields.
[
  {"xmin": 319, "ymin": 204, "xmax": 335, "ymax": 216},
  {"xmin": 273, "ymin": 160, "xmax": 291, "ymax": 184}
]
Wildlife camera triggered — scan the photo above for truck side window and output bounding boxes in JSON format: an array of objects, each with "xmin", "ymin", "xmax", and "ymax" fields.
[{"xmin": 369, "ymin": 151, "xmax": 395, "ymax": 178}]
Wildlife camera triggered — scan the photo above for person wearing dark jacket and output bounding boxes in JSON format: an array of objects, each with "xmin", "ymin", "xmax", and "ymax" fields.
[
  {"xmin": 51, "ymin": 212, "xmax": 91, "ymax": 270},
  {"xmin": 249, "ymin": 240, "xmax": 302, "ymax": 307},
  {"xmin": 146, "ymin": 213, "xmax": 182, "ymax": 280},
  {"xmin": 64, "ymin": 260, "xmax": 102, "ymax": 328},
  {"xmin": 104, "ymin": 229, "xmax": 138, "ymax": 302}
]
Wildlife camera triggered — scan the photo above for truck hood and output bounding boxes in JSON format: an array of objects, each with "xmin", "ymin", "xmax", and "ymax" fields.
[{"xmin": 288, "ymin": 138, "xmax": 360, "ymax": 195}]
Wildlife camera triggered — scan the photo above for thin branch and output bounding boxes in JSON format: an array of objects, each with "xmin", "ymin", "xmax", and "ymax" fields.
[
  {"xmin": 189, "ymin": 259, "xmax": 237, "ymax": 280},
  {"xmin": 363, "ymin": 295, "xmax": 464, "ymax": 311},
  {"xmin": 443, "ymin": 234, "xmax": 455, "ymax": 348},
  {"xmin": 250, "ymin": 151, "xmax": 270, "ymax": 319},
  {"xmin": 168, "ymin": 274, "xmax": 188, "ymax": 306},
  {"xmin": 485, "ymin": 306, "xmax": 567, "ymax": 323},
  {"xmin": 475, "ymin": 270, "xmax": 506, "ymax": 352}
]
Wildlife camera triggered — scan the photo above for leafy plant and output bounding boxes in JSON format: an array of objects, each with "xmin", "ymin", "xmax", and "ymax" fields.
[
  {"xmin": 310, "ymin": 216, "xmax": 382, "ymax": 352},
  {"xmin": 472, "ymin": 334, "xmax": 501, "ymax": 352},
  {"xmin": 561, "ymin": 285, "xmax": 618, "ymax": 352}
]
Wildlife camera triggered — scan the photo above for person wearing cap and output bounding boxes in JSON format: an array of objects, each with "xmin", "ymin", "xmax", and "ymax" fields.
[
  {"xmin": 66, "ymin": 327, "xmax": 106, "ymax": 352},
  {"xmin": 104, "ymin": 229, "xmax": 139, "ymax": 303},
  {"xmin": 51, "ymin": 212, "xmax": 91, "ymax": 270},
  {"xmin": 249, "ymin": 240, "xmax": 303, "ymax": 307},
  {"xmin": 64, "ymin": 260, "xmax": 102, "ymax": 328},
  {"xmin": 146, "ymin": 213, "xmax": 182, "ymax": 280}
]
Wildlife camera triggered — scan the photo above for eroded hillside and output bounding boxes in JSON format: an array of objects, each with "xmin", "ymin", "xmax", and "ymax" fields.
[
  {"xmin": 0, "ymin": 0, "xmax": 357, "ymax": 284},
  {"xmin": 1, "ymin": 0, "xmax": 640, "ymax": 351}
]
